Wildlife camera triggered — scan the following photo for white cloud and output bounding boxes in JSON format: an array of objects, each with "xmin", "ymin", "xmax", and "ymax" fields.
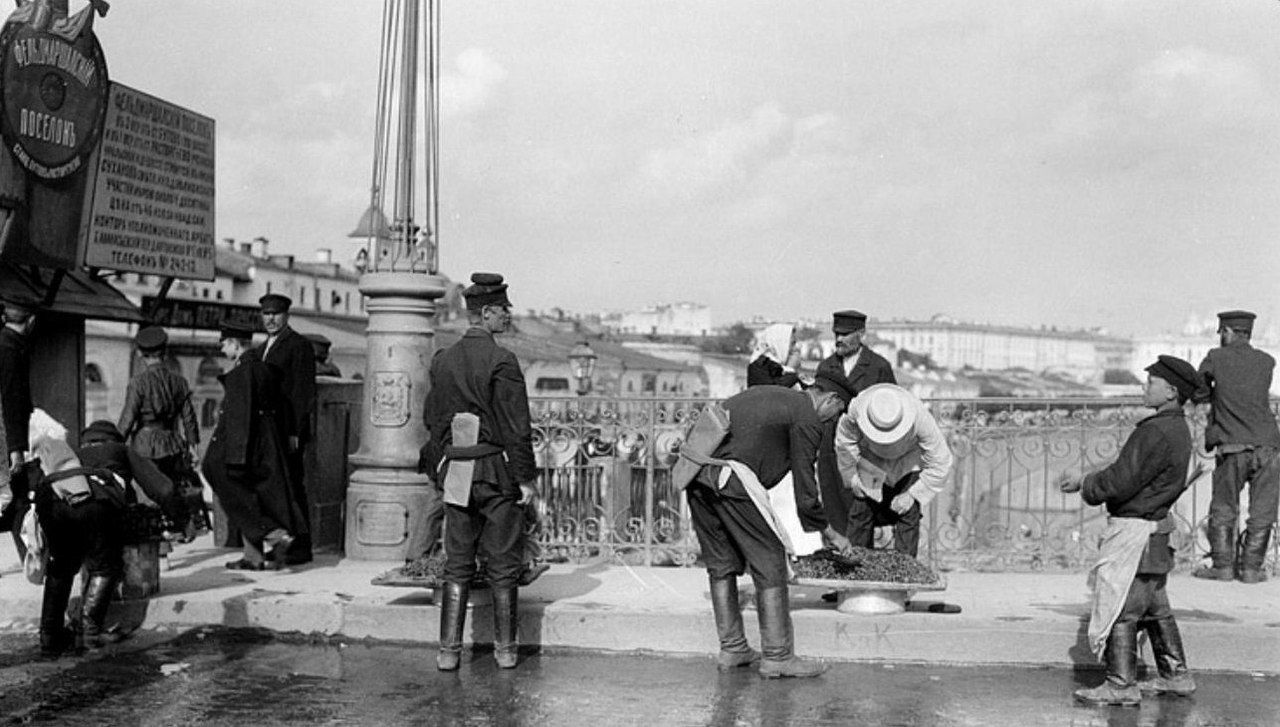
[{"xmin": 441, "ymin": 48, "xmax": 508, "ymax": 118}]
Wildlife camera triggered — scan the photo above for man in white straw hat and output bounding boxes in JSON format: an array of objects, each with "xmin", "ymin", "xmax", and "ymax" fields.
[{"xmin": 833, "ymin": 383, "xmax": 953, "ymax": 556}]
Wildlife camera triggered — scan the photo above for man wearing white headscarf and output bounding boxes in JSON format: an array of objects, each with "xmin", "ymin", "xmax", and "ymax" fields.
[{"xmin": 748, "ymin": 323, "xmax": 803, "ymax": 389}]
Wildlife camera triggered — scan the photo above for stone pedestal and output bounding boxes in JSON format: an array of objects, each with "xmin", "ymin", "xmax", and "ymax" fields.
[{"xmin": 345, "ymin": 271, "xmax": 446, "ymax": 560}]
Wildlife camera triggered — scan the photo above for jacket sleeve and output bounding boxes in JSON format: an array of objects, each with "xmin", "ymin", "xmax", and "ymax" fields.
[
  {"xmin": 833, "ymin": 409, "xmax": 863, "ymax": 492},
  {"xmin": 878, "ymin": 357, "xmax": 897, "ymax": 385},
  {"xmin": 288, "ymin": 335, "xmax": 317, "ymax": 439},
  {"xmin": 789, "ymin": 412, "xmax": 828, "ymax": 532},
  {"xmin": 1081, "ymin": 425, "xmax": 1167, "ymax": 508},
  {"xmin": 906, "ymin": 406, "xmax": 953, "ymax": 506},
  {"xmin": 117, "ymin": 377, "xmax": 141, "ymax": 440},
  {"xmin": 221, "ymin": 371, "xmax": 252, "ymax": 467},
  {"xmin": 492, "ymin": 352, "xmax": 538, "ymax": 484}
]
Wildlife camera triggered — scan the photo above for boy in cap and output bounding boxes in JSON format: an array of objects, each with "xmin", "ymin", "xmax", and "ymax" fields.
[
  {"xmin": 250, "ymin": 293, "xmax": 316, "ymax": 565},
  {"xmin": 811, "ymin": 310, "xmax": 896, "ymax": 535},
  {"xmin": 833, "ymin": 383, "xmax": 953, "ymax": 557},
  {"xmin": 1193, "ymin": 310, "xmax": 1280, "ymax": 584},
  {"xmin": 1060, "ymin": 355, "xmax": 1201, "ymax": 705},
  {"xmin": 201, "ymin": 321, "xmax": 306, "ymax": 571},
  {"xmin": 421, "ymin": 272, "xmax": 538, "ymax": 670},
  {"xmin": 116, "ymin": 326, "xmax": 204, "ymax": 535}
]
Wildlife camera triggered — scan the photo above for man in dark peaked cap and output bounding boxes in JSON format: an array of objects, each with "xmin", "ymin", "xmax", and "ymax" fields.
[
  {"xmin": 1060, "ymin": 354, "xmax": 1202, "ymax": 705},
  {"xmin": 1193, "ymin": 309, "xmax": 1280, "ymax": 584},
  {"xmin": 247, "ymin": 293, "xmax": 316, "ymax": 565},
  {"xmin": 421, "ymin": 272, "xmax": 539, "ymax": 671},
  {"xmin": 810, "ymin": 310, "xmax": 896, "ymax": 537},
  {"xmin": 117, "ymin": 326, "xmax": 201, "ymax": 538}
]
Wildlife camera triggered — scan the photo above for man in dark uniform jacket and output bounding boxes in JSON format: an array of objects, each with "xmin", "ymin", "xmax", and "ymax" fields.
[
  {"xmin": 249, "ymin": 293, "xmax": 316, "ymax": 565},
  {"xmin": 810, "ymin": 310, "xmax": 896, "ymax": 535},
  {"xmin": 1192, "ymin": 310, "xmax": 1280, "ymax": 584},
  {"xmin": 422, "ymin": 272, "xmax": 538, "ymax": 671},
  {"xmin": 202, "ymin": 321, "xmax": 305, "ymax": 571},
  {"xmin": 687, "ymin": 386, "xmax": 853, "ymax": 678},
  {"xmin": 1061, "ymin": 355, "xmax": 1201, "ymax": 705},
  {"xmin": 0, "ymin": 297, "xmax": 36, "ymax": 557}
]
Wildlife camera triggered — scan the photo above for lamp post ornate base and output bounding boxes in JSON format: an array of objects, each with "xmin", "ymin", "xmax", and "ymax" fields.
[{"xmin": 345, "ymin": 271, "xmax": 446, "ymax": 560}]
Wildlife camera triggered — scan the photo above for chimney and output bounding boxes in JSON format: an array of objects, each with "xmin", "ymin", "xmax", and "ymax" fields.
[
  {"xmin": 252, "ymin": 236, "xmax": 269, "ymax": 258},
  {"xmin": 239, "ymin": 242, "xmax": 252, "ymax": 255},
  {"xmin": 315, "ymin": 248, "xmax": 332, "ymax": 264},
  {"xmin": 223, "ymin": 237, "xmax": 236, "ymax": 249}
]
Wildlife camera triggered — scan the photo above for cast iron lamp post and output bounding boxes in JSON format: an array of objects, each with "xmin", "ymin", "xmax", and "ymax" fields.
[{"xmin": 568, "ymin": 341, "xmax": 598, "ymax": 396}]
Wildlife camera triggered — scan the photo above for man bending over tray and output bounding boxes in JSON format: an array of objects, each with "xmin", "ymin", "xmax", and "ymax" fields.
[
  {"xmin": 834, "ymin": 384, "xmax": 953, "ymax": 557},
  {"xmin": 674, "ymin": 386, "xmax": 854, "ymax": 678}
]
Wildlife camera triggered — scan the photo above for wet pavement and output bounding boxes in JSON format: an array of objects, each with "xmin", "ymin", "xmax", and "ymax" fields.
[{"xmin": 0, "ymin": 628, "xmax": 1277, "ymax": 726}]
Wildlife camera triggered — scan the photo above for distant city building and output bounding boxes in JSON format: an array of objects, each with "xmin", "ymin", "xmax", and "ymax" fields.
[
  {"xmin": 603, "ymin": 302, "xmax": 711, "ymax": 337},
  {"xmin": 873, "ymin": 315, "xmax": 1131, "ymax": 383}
]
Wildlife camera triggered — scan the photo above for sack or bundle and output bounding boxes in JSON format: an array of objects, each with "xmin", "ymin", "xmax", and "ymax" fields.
[
  {"xmin": 20, "ymin": 506, "xmax": 47, "ymax": 585},
  {"xmin": 793, "ymin": 546, "xmax": 940, "ymax": 585}
]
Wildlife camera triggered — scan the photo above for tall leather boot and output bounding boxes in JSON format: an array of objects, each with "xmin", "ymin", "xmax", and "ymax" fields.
[
  {"xmin": 39, "ymin": 574, "xmax": 76, "ymax": 656},
  {"xmin": 1137, "ymin": 617, "xmax": 1196, "ymax": 696},
  {"xmin": 1074, "ymin": 622, "xmax": 1141, "ymax": 706},
  {"xmin": 492, "ymin": 586, "xmax": 520, "ymax": 669},
  {"xmin": 1237, "ymin": 528, "xmax": 1272, "ymax": 584},
  {"xmin": 1192, "ymin": 526, "xmax": 1236, "ymax": 581},
  {"xmin": 755, "ymin": 586, "xmax": 826, "ymax": 679},
  {"xmin": 709, "ymin": 576, "xmax": 759, "ymax": 671},
  {"xmin": 436, "ymin": 581, "xmax": 469, "ymax": 671},
  {"xmin": 80, "ymin": 574, "xmax": 121, "ymax": 649}
]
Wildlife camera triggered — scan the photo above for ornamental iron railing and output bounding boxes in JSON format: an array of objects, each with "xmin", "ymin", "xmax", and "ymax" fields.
[{"xmin": 528, "ymin": 396, "xmax": 1277, "ymax": 574}]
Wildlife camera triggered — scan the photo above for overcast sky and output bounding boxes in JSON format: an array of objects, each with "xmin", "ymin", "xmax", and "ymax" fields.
[{"xmin": 92, "ymin": 1, "xmax": 1280, "ymax": 336}]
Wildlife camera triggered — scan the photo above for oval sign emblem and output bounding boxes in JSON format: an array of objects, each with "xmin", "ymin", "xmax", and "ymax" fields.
[{"xmin": 0, "ymin": 21, "xmax": 108, "ymax": 180}]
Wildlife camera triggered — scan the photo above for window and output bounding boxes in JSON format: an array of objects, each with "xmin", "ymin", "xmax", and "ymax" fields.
[{"xmin": 535, "ymin": 377, "xmax": 570, "ymax": 393}]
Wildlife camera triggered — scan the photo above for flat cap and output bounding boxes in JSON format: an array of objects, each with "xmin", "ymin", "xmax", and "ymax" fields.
[
  {"xmin": 1146, "ymin": 354, "xmax": 1201, "ymax": 401},
  {"xmin": 259, "ymin": 293, "xmax": 293, "ymax": 313},
  {"xmin": 81, "ymin": 420, "xmax": 125, "ymax": 445},
  {"xmin": 219, "ymin": 320, "xmax": 256, "ymax": 341},
  {"xmin": 135, "ymin": 326, "xmax": 168, "ymax": 353},
  {"xmin": 832, "ymin": 310, "xmax": 867, "ymax": 334},
  {"xmin": 1217, "ymin": 310, "xmax": 1256, "ymax": 334},
  {"xmin": 462, "ymin": 272, "xmax": 512, "ymax": 311}
]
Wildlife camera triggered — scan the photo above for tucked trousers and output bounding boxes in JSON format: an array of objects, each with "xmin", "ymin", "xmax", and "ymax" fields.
[
  {"xmin": 443, "ymin": 479, "xmax": 524, "ymax": 588},
  {"xmin": 686, "ymin": 474, "xmax": 789, "ymax": 590},
  {"xmin": 1209, "ymin": 447, "xmax": 1280, "ymax": 535},
  {"xmin": 1114, "ymin": 573, "xmax": 1174, "ymax": 628},
  {"xmin": 38, "ymin": 498, "xmax": 123, "ymax": 580},
  {"xmin": 846, "ymin": 472, "xmax": 922, "ymax": 557}
]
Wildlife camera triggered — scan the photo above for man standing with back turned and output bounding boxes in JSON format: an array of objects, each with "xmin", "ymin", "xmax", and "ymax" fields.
[
  {"xmin": 423, "ymin": 273, "xmax": 538, "ymax": 671},
  {"xmin": 1193, "ymin": 310, "xmax": 1280, "ymax": 584}
]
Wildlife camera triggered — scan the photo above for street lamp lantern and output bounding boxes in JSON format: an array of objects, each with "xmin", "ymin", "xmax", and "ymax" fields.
[{"xmin": 568, "ymin": 341, "xmax": 598, "ymax": 395}]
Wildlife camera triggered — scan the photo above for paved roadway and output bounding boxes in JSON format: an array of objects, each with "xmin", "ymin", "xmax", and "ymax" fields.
[{"xmin": 0, "ymin": 628, "xmax": 1278, "ymax": 726}]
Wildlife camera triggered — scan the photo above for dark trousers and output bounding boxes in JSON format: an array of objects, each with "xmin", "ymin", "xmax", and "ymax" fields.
[
  {"xmin": 38, "ymin": 499, "xmax": 123, "ymax": 580},
  {"xmin": 687, "ymin": 476, "xmax": 788, "ymax": 590},
  {"xmin": 443, "ymin": 480, "xmax": 524, "ymax": 588},
  {"xmin": 847, "ymin": 472, "xmax": 922, "ymax": 556},
  {"xmin": 1115, "ymin": 573, "xmax": 1174, "ymax": 628},
  {"xmin": 816, "ymin": 420, "xmax": 852, "ymax": 535},
  {"xmin": 285, "ymin": 446, "xmax": 313, "ymax": 562},
  {"xmin": 1209, "ymin": 447, "xmax": 1280, "ymax": 535}
]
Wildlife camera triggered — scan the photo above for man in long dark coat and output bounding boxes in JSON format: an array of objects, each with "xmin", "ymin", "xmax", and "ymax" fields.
[
  {"xmin": 202, "ymin": 321, "xmax": 306, "ymax": 571},
  {"xmin": 249, "ymin": 293, "xmax": 316, "ymax": 565},
  {"xmin": 0, "ymin": 296, "xmax": 36, "ymax": 558},
  {"xmin": 422, "ymin": 272, "xmax": 538, "ymax": 671},
  {"xmin": 810, "ymin": 310, "xmax": 896, "ymax": 534}
]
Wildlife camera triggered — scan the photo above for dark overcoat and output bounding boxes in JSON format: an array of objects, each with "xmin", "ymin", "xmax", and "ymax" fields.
[{"xmin": 250, "ymin": 326, "xmax": 317, "ymax": 445}]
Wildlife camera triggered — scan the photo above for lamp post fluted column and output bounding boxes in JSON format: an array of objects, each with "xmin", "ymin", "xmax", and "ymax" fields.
[{"xmin": 344, "ymin": 0, "xmax": 446, "ymax": 560}]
